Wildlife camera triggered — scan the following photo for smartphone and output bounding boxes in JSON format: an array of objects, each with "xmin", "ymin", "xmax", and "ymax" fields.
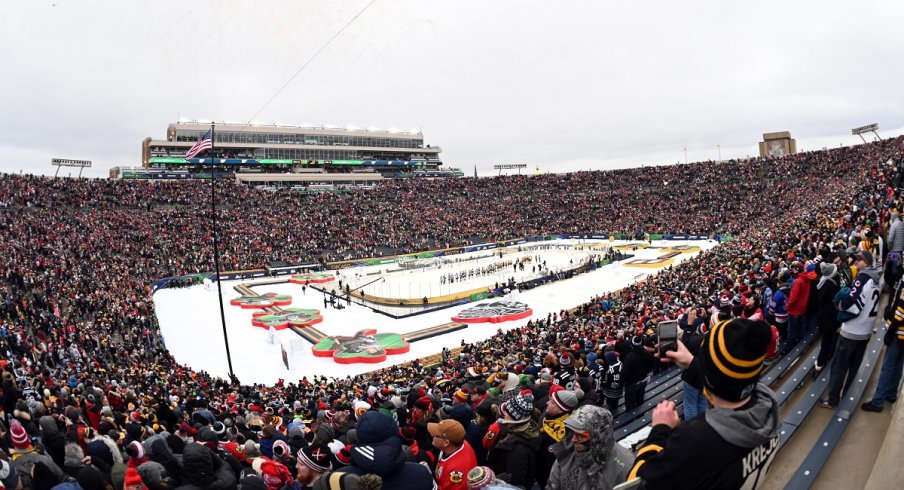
[{"xmin": 657, "ymin": 320, "xmax": 678, "ymax": 357}]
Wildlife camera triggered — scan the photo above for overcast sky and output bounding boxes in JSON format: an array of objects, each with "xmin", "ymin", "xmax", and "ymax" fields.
[{"xmin": 2, "ymin": 1, "xmax": 903, "ymax": 178}]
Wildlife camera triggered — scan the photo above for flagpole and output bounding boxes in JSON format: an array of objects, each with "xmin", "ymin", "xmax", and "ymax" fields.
[{"xmin": 208, "ymin": 122, "xmax": 236, "ymax": 381}]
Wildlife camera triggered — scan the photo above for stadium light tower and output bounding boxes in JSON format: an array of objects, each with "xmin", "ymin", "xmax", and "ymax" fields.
[{"xmin": 852, "ymin": 123, "xmax": 881, "ymax": 143}]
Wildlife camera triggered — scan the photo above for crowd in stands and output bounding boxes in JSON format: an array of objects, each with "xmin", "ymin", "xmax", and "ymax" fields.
[{"xmin": 0, "ymin": 136, "xmax": 902, "ymax": 489}]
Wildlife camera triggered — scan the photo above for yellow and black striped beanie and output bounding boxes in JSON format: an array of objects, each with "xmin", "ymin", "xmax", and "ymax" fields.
[{"xmin": 699, "ymin": 319, "xmax": 771, "ymax": 402}]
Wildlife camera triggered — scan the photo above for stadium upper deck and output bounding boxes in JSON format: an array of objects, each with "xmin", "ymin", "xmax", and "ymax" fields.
[{"xmin": 141, "ymin": 121, "xmax": 458, "ymax": 179}]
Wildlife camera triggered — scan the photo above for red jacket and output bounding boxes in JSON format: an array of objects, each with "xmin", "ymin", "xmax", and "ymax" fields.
[{"xmin": 786, "ymin": 271, "xmax": 816, "ymax": 316}]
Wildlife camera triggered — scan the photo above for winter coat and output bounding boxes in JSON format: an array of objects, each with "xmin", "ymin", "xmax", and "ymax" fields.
[
  {"xmin": 629, "ymin": 384, "xmax": 780, "ymax": 489},
  {"xmin": 786, "ymin": 271, "xmax": 816, "ymax": 317},
  {"xmin": 487, "ymin": 423, "xmax": 541, "ymax": 489},
  {"xmin": 11, "ymin": 448, "xmax": 66, "ymax": 488},
  {"xmin": 816, "ymin": 275, "xmax": 841, "ymax": 333},
  {"xmin": 342, "ymin": 436, "xmax": 436, "ymax": 490},
  {"xmin": 888, "ymin": 215, "xmax": 904, "ymax": 252},
  {"xmin": 621, "ymin": 347, "xmax": 655, "ymax": 385},
  {"xmin": 464, "ymin": 420, "xmax": 488, "ymax": 466},
  {"xmin": 546, "ymin": 405, "xmax": 634, "ymax": 490},
  {"xmin": 38, "ymin": 416, "xmax": 67, "ymax": 470},
  {"xmin": 174, "ymin": 443, "xmax": 236, "ymax": 490}
]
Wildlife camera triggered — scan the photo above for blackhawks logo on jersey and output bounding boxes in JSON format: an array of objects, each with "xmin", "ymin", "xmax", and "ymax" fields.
[{"xmin": 449, "ymin": 471, "xmax": 464, "ymax": 483}]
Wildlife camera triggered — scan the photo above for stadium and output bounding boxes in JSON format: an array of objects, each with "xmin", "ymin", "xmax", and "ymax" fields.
[
  {"xmin": 4, "ymin": 2, "xmax": 904, "ymax": 489},
  {"xmin": 3, "ymin": 133, "xmax": 904, "ymax": 489}
]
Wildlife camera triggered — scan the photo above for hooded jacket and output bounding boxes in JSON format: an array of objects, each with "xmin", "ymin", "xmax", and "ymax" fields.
[
  {"xmin": 629, "ymin": 383, "xmax": 781, "ymax": 489},
  {"xmin": 341, "ymin": 412, "xmax": 436, "ymax": 490},
  {"xmin": 786, "ymin": 270, "xmax": 817, "ymax": 316},
  {"xmin": 546, "ymin": 406, "xmax": 634, "ymax": 490},
  {"xmin": 38, "ymin": 416, "xmax": 67, "ymax": 470}
]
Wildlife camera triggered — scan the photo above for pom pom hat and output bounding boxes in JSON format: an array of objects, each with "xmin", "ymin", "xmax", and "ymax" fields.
[{"xmin": 698, "ymin": 319, "xmax": 771, "ymax": 402}]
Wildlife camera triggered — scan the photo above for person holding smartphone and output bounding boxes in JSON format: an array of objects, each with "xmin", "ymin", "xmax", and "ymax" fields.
[{"xmin": 626, "ymin": 319, "xmax": 780, "ymax": 489}]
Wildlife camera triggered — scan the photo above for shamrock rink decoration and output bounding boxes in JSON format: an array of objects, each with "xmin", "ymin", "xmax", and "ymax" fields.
[
  {"xmin": 229, "ymin": 292, "xmax": 293, "ymax": 309},
  {"xmin": 452, "ymin": 301, "xmax": 533, "ymax": 324},
  {"xmin": 312, "ymin": 328, "xmax": 410, "ymax": 364},
  {"xmin": 289, "ymin": 272, "xmax": 336, "ymax": 285},
  {"xmin": 251, "ymin": 308, "xmax": 323, "ymax": 330}
]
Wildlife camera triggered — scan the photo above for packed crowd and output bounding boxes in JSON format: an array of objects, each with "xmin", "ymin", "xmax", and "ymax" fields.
[{"xmin": 0, "ymin": 136, "xmax": 903, "ymax": 489}]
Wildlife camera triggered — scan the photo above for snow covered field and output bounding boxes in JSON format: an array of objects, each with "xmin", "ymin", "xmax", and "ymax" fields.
[{"xmin": 153, "ymin": 239, "xmax": 719, "ymax": 385}]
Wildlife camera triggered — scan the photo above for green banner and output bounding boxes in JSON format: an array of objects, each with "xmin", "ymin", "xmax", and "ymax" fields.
[{"xmin": 149, "ymin": 157, "xmax": 187, "ymax": 164}]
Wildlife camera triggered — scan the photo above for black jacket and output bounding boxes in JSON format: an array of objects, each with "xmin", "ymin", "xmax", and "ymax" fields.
[
  {"xmin": 621, "ymin": 347, "xmax": 655, "ymax": 385},
  {"xmin": 816, "ymin": 277, "xmax": 841, "ymax": 332},
  {"xmin": 343, "ymin": 435, "xmax": 436, "ymax": 490},
  {"xmin": 487, "ymin": 429, "xmax": 541, "ymax": 489}
]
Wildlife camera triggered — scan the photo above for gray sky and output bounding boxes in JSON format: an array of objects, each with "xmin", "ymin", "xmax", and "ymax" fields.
[{"xmin": 2, "ymin": 0, "xmax": 903, "ymax": 178}]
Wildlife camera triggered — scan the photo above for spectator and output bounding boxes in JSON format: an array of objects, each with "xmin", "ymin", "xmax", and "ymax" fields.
[
  {"xmin": 487, "ymin": 393, "xmax": 540, "ymax": 489},
  {"xmin": 600, "ymin": 351, "xmax": 624, "ymax": 413},
  {"xmin": 429, "ymin": 419, "xmax": 477, "ymax": 490},
  {"xmin": 465, "ymin": 466, "xmax": 520, "ymax": 489},
  {"xmin": 294, "ymin": 444, "xmax": 332, "ymax": 488},
  {"xmin": 546, "ymin": 405, "xmax": 634, "ymax": 490},
  {"xmin": 820, "ymin": 249, "xmax": 881, "ymax": 409},
  {"xmin": 769, "ymin": 272, "xmax": 791, "ymax": 350},
  {"xmin": 861, "ymin": 274, "xmax": 904, "ymax": 412},
  {"xmin": 814, "ymin": 260, "xmax": 841, "ymax": 374},
  {"xmin": 886, "ymin": 211, "xmax": 904, "ymax": 287},
  {"xmin": 8, "ymin": 421, "xmax": 65, "ymax": 487},
  {"xmin": 782, "ymin": 262, "xmax": 816, "ymax": 355},
  {"xmin": 342, "ymin": 411, "xmax": 435, "ymax": 489},
  {"xmin": 628, "ymin": 318, "xmax": 780, "ymax": 488},
  {"xmin": 620, "ymin": 337, "xmax": 655, "ymax": 410},
  {"xmin": 536, "ymin": 387, "xmax": 583, "ymax": 488}
]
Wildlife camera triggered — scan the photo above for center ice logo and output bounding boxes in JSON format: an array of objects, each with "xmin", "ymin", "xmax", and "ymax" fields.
[
  {"xmin": 452, "ymin": 301, "xmax": 533, "ymax": 324},
  {"xmin": 251, "ymin": 308, "xmax": 323, "ymax": 330},
  {"xmin": 311, "ymin": 328, "xmax": 410, "ymax": 364},
  {"xmin": 230, "ymin": 292, "xmax": 293, "ymax": 309}
]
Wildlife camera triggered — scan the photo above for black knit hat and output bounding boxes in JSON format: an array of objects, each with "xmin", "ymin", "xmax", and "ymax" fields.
[{"xmin": 698, "ymin": 319, "xmax": 771, "ymax": 402}]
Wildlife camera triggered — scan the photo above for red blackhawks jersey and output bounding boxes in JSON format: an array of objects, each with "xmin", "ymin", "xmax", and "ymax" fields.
[{"xmin": 435, "ymin": 441, "xmax": 477, "ymax": 490}]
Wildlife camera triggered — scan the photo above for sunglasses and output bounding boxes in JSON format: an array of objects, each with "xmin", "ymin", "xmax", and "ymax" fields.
[{"xmin": 571, "ymin": 430, "xmax": 591, "ymax": 441}]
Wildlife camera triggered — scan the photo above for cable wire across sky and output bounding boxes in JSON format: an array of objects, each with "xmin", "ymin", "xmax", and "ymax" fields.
[{"xmin": 246, "ymin": 0, "xmax": 380, "ymax": 125}]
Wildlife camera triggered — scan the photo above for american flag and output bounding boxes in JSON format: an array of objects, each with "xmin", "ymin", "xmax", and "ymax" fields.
[{"xmin": 184, "ymin": 129, "xmax": 213, "ymax": 159}]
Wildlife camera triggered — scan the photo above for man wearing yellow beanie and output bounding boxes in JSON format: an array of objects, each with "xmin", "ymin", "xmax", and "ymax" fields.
[{"xmin": 627, "ymin": 319, "xmax": 781, "ymax": 489}]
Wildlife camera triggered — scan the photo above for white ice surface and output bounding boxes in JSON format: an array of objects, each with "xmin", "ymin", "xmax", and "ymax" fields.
[{"xmin": 153, "ymin": 240, "xmax": 718, "ymax": 385}]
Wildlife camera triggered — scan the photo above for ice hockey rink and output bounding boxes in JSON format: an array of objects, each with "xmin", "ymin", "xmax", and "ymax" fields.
[{"xmin": 153, "ymin": 239, "xmax": 719, "ymax": 385}]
